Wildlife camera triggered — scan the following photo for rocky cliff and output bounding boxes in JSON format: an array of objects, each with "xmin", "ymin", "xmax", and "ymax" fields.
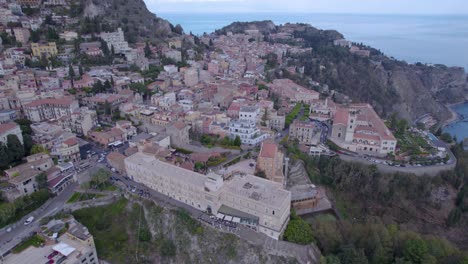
[{"xmin": 82, "ymin": 0, "xmax": 176, "ymax": 42}]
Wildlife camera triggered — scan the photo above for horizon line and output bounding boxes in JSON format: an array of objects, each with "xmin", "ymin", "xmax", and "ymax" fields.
[{"xmin": 155, "ymin": 11, "xmax": 468, "ymax": 16}]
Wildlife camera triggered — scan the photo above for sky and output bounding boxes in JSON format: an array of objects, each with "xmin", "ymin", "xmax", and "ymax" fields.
[{"xmin": 144, "ymin": 0, "xmax": 468, "ymax": 14}]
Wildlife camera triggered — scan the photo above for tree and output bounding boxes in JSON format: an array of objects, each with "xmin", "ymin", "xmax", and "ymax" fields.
[
  {"xmin": 23, "ymin": 134, "xmax": 33, "ymax": 156},
  {"xmin": 0, "ymin": 143, "xmax": 10, "ymax": 167},
  {"xmin": 15, "ymin": 119, "xmax": 32, "ymax": 135},
  {"xmin": 233, "ymin": 135, "xmax": 242, "ymax": 147},
  {"xmin": 79, "ymin": 65, "xmax": 84, "ymax": 77},
  {"xmin": 283, "ymin": 211, "xmax": 314, "ymax": 245},
  {"xmin": 160, "ymin": 238, "xmax": 176, "ymax": 256},
  {"xmin": 91, "ymin": 169, "xmax": 111, "ymax": 189},
  {"xmin": 104, "ymin": 79, "xmax": 111, "ymax": 90},
  {"xmin": 7, "ymin": 134, "xmax": 24, "ymax": 162},
  {"xmin": 35, "ymin": 172, "xmax": 48, "ymax": 190},
  {"xmin": 254, "ymin": 170, "xmax": 266, "ymax": 178},
  {"xmin": 30, "ymin": 30, "xmax": 40, "ymax": 42},
  {"xmin": 68, "ymin": 64, "xmax": 75, "ymax": 79},
  {"xmin": 403, "ymin": 238, "xmax": 429, "ymax": 264},
  {"xmin": 173, "ymin": 24, "xmax": 183, "ymax": 35},
  {"xmin": 30, "ymin": 144, "xmax": 49, "ymax": 155},
  {"xmin": 104, "ymin": 100, "xmax": 112, "ymax": 115},
  {"xmin": 111, "ymin": 45, "xmax": 115, "ymax": 56},
  {"xmin": 144, "ymin": 41, "xmax": 152, "ymax": 58}
]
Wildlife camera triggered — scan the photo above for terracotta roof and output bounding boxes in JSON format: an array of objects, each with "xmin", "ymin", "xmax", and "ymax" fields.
[
  {"xmin": 25, "ymin": 98, "xmax": 75, "ymax": 107},
  {"xmin": 333, "ymin": 108, "xmax": 349, "ymax": 125},
  {"xmin": 107, "ymin": 152, "xmax": 126, "ymax": 163},
  {"xmin": 259, "ymin": 141, "xmax": 278, "ymax": 159},
  {"xmin": 63, "ymin": 137, "xmax": 78, "ymax": 146},
  {"xmin": 0, "ymin": 122, "xmax": 18, "ymax": 134}
]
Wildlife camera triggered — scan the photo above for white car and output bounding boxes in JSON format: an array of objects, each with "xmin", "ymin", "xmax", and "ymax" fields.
[{"xmin": 24, "ymin": 216, "xmax": 34, "ymax": 225}]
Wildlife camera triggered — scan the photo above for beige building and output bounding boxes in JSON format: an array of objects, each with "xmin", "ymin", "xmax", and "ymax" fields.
[
  {"xmin": 24, "ymin": 98, "xmax": 79, "ymax": 122},
  {"xmin": 4, "ymin": 154, "xmax": 53, "ymax": 200},
  {"xmin": 289, "ymin": 120, "xmax": 318, "ymax": 145},
  {"xmin": 31, "ymin": 42, "xmax": 58, "ymax": 58},
  {"xmin": 125, "ymin": 151, "xmax": 291, "ymax": 239},
  {"xmin": 166, "ymin": 121, "xmax": 190, "ymax": 148},
  {"xmin": 58, "ymin": 107, "xmax": 97, "ymax": 136},
  {"xmin": 0, "ymin": 122, "xmax": 23, "ymax": 145},
  {"xmin": 331, "ymin": 104, "xmax": 397, "ymax": 156},
  {"xmin": 257, "ymin": 141, "xmax": 284, "ymax": 185},
  {"xmin": 53, "ymin": 137, "xmax": 80, "ymax": 163},
  {"xmin": 13, "ymin": 27, "xmax": 30, "ymax": 44}
]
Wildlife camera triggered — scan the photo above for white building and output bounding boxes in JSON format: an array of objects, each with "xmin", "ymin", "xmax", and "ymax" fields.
[
  {"xmin": 100, "ymin": 28, "xmax": 130, "ymax": 54},
  {"xmin": 125, "ymin": 152, "xmax": 291, "ymax": 239},
  {"xmin": 228, "ymin": 120, "xmax": 269, "ymax": 146},
  {"xmin": 239, "ymin": 105, "xmax": 260, "ymax": 123},
  {"xmin": 0, "ymin": 122, "xmax": 23, "ymax": 145}
]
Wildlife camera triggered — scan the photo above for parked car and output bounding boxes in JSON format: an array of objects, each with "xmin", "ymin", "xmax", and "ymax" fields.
[{"xmin": 24, "ymin": 216, "xmax": 35, "ymax": 225}]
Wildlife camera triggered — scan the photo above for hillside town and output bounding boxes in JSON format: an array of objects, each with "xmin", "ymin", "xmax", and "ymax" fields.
[{"xmin": 0, "ymin": 0, "xmax": 463, "ymax": 263}]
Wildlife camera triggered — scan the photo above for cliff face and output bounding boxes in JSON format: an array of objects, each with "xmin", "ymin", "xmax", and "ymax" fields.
[
  {"xmin": 82, "ymin": 0, "xmax": 175, "ymax": 42},
  {"xmin": 215, "ymin": 20, "xmax": 277, "ymax": 35}
]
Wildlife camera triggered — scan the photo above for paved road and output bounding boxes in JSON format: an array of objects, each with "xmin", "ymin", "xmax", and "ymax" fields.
[{"xmin": 0, "ymin": 183, "xmax": 77, "ymax": 257}]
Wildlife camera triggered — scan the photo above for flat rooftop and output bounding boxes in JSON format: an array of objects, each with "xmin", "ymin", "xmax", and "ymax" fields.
[{"xmin": 223, "ymin": 173, "xmax": 290, "ymax": 209}]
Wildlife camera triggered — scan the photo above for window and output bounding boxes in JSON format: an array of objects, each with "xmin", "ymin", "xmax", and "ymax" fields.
[{"xmin": 272, "ymin": 210, "xmax": 275, "ymax": 215}]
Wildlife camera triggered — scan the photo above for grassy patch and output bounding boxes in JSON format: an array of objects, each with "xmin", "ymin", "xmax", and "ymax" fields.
[
  {"xmin": 12, "ymin": 235, "xmax": 45, "ymax": 253},
  {"xmin": 67, "ymin": 192, "xmax": 104, "ymax": 203}
]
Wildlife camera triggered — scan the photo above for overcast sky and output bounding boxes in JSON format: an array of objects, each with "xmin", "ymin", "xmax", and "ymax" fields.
[{"xmin": 144, "ymin": 0, "xmax": 468, "ymax": 14}]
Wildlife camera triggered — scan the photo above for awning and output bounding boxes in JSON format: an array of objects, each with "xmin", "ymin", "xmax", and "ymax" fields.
[
  {"xmin": 224, "ymin": 216, "xmax": 233, "ymax": 222},
  {"xmin": 53, "ymin": 243, "xmax": 76, "ymax": 256},
  {"xmin": 216, "ymin": 213, "xmax": 225, "ymax": 219},
  {"xmin": 218, "ymin": 205, "xmax": 259, "ymax": 222},
  {"xmin": 232, "ymin": 217, "xmax": 241, "ymax": 223}
]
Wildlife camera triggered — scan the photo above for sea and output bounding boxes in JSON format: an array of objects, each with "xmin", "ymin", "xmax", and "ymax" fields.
[
  {"xmin": 444, "ymin": 104, "xmax": 468, "ymax": 144},
  {"xmin": 159, "ymin": 13, "xmax": 468, "ymax": 141}
]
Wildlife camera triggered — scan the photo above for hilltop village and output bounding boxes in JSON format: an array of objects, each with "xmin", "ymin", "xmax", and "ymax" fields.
[{"xmin": 0, "ymin": 0, "xmax": 466, "ymax": 263}]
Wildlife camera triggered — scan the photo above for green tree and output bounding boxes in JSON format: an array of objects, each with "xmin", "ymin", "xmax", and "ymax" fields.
[
  {"xmin": 233, "ymin": 135, "xmax": 242, "ymax": 147},
  {"xmin": 403, "ymin": 238, "xmax": 428, "ymax": 264},
  {"xmin": 91, "ymin": 169, "xmax": 111, "ymax": 189},
  {"xmin": 31, "ymin": 144, "xmax": 48, "ymax": 155},
  {"xmin": 79, "ymin": 65, "xmax": 84, "ymax": 77},
  {"xmin": 283, "ymin": 211, "xmax": 314, "ymax": 245},
  {"xmin": 35, "ymin": 172, "xmax": 48, "ymax": 190},
  {"xmin": 339, "ymin": 245, "xmax": 368, "ymax": 264},
  {"xmin": 144, "ymin": 41, "xmax": 152, "ymax": 58},
  {"xmin": 0, "ymin": 143, "xmax": 11, "ymax": 167},
  {"xmin": 138, "ymin": 228, "xmax": 151, "ymax": 242},
  {"xmin": 15, "ymin": 119, "xmax": 32, "ymax": 135},
  {"xmin": 7, "ymin": 134, "xmax": 24, "ymax": 162},
  {"xmin": 160, "ymin": 238, "xmax": 176, "ymax": 256},
  {"xmin": 68, "ymin": 64, "xmax": 76, "ymax": 79},
  {"xmin": 104, "ymin": 79, "xmax": 111, "ymax": 90},
  {"xmin": 23, "ymin": 134, "xmax": 33, "ymax": 156}
]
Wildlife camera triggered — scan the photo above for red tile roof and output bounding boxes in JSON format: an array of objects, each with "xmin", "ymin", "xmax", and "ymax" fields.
[
  {"xmin": 63, "ymin": 137, "xmax": 78, "ymax": 146},
  {"xmin": 25, "ymin": 98, "xmax": 75, "ymax": 107},
  {"xmin": 0, "ymin": 122, "xmax": 18, "ymax": 134},
  {"xmin": 259, "ymin": 141, "xmax": 278, "ymax": 159}
]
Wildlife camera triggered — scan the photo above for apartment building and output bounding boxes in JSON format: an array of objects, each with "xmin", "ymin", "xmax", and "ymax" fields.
[
  {"xmin": 331, "ymin": 104, "xmax": 397, "ymax": 156},
  {"xmin": 289, "ymin": 120, "xmax": 318, "ymax": 145},
  {"xmin": 228, "ymin": 120, "xmax": 269, "ymax": 146},
  {"xmin": 125, "ymin": 151, "xmax": 291, "ymax": 239},
  {"xmin": 4, "ymin": 154, "xmax": 53, "ymax": 200},
  {"xmin": 24, "ymin": 98, "xmax": 79, "ymax": 122},
  {"xmin": 58, "ymin": 107, "xmax": 97, "ymax": 136},
  {"xmin": 100, "ymin": 28, "xmax": 130, "ymax": 54}
]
